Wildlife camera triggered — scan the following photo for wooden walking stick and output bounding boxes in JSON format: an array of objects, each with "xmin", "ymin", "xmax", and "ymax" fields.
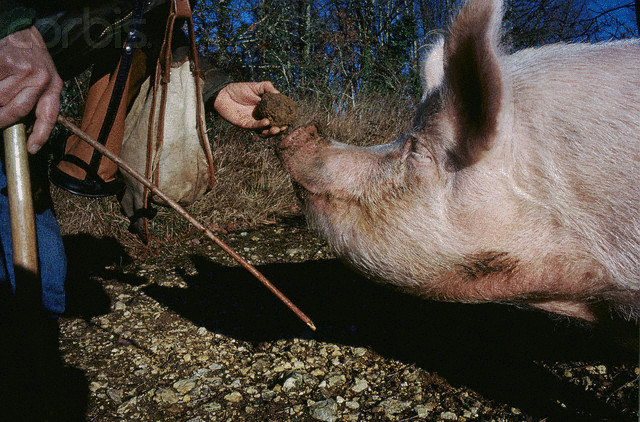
[{"xmin": 2, "ymin": 123, "xmax": 39, "ymax": 292}]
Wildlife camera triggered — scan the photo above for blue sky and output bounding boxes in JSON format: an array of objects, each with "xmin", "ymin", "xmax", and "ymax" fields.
[{"xmin": 588, "ymin": 0, "xmax": 638, "ymax": 39}]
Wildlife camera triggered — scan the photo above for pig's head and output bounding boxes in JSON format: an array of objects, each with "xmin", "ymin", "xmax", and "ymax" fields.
[
  {"xmin": 279, "ymin": 0, "xmax": 638, "ymax": 322},
  {"xmin": 278, "ymin": 0, "xmax": 516, "ymax": 294}
]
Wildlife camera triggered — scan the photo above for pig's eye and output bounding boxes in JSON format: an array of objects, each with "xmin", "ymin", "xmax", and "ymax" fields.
[{"xmin": 406, "ymin": 137, "xmax": 432, "ymax": 164}]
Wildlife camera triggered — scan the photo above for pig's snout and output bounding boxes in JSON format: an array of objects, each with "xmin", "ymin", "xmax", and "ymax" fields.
[
  {"xmin": 278, "ymin": 124, "xmax": 331, "ymax": 168},
  {"xmin": 278, "ymin": 124, "xmax": 331, "ymax": 195},
  {"xmin": 279, "ymin": 124, "xmax": 321, "ymax": 152},
  {"xmin": 279, "ymin": 124, "xmax": 405, "ymax": 200}
]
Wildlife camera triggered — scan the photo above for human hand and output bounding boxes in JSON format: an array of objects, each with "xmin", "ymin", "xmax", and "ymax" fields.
[
  {"xmin": 0, "ymin": 26, "xmax": 63, "ymax": 154},
  {"xmin": 214, "ymin": 81, "xmax": 287, "ymax": 136}
]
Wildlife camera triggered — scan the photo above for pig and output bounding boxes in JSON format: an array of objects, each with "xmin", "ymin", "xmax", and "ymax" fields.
[{"xmin": 278, "ymin": 0, "xmax": 640, "ymax": 321}]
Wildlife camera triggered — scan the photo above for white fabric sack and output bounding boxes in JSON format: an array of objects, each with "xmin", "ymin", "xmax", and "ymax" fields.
[{"xmin": 120, "ymin": 60, "xmax": 211, "ymax": 234}]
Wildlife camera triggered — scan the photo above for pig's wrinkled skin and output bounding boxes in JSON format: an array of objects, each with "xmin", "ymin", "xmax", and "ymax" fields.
[{"xmin": 278, "ymin": 0, "xmax": 640, "ymax": 321}]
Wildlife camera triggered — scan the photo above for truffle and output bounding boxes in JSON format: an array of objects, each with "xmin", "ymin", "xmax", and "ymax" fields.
[{"xmin": 253, "ymin": 93, "xmax": 298, "ymax": 127}]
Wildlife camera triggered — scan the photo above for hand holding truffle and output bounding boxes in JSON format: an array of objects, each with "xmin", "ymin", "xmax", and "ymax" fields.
[{"xmin": 214, "ymin": 82, "xmax": 291, "ymax": 136}]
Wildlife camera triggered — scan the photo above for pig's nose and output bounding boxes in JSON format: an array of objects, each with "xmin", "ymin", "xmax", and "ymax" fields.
[{"xmin": 279, "ymin": 124, "xmax": 319, "ymax": 151}]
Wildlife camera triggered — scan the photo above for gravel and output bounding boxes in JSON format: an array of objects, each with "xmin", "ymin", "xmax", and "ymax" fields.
[{"xmin": 55, "ymin": 218, "xmax": 638, "ymax": 421}]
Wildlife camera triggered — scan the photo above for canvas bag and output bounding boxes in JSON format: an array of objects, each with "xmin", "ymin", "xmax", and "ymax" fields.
[{"xmin": 119, "ymin": 0, "xmax": 214, "ymax": 242}]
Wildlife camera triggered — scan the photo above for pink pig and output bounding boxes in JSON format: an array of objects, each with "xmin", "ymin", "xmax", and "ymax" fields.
[{"xmin": 278, "ymin": 0, "xmax": 640, "ymax": 321}]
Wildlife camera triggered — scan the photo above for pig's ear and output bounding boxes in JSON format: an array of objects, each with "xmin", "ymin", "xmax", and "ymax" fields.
[
  {"xmin": 421, "ymin": 37, "xmax": 445, "ymax": 98},
  {"xmin": 443, "ymin": 0, "xmax": 504, "ymax": 168}
]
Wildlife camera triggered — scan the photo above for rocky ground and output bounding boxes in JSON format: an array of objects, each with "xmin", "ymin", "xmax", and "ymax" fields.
[{"xmin": 42, "ymin": 218, "xmax": 640, "ymax": 421}]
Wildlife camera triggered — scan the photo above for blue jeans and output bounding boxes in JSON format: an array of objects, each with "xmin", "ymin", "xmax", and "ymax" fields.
[{"xmin": 0, "ymin": 166, "xmax": 66, "ymax": 315}]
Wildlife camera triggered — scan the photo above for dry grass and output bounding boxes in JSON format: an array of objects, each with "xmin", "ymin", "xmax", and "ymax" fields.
[{"xmin": 52, "ymin": 93, "xmax": 417, "ymax": 255}]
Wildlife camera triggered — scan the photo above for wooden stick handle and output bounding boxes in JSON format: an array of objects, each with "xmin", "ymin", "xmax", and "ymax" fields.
[
  {"xmin": 3, "ymin": 124, "xmax": 39, "ymax": 277},
  {"xmin": 57, "ymin": 115, "xmax": 316, "ymax": 331}
]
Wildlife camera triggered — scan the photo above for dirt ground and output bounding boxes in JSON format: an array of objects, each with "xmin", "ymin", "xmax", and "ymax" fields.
[{"xmin": 38, "ymin": 216, "xmax": 640, "ymax": 421}]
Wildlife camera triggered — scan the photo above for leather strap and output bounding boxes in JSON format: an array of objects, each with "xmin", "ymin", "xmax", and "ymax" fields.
[
  {"xmin": 141, "ymin": 0, "xmax": 215, "ymax": 238},
  {"xmin": 88, "ymin": 0, "xmax": 146, "ymax": 174}
]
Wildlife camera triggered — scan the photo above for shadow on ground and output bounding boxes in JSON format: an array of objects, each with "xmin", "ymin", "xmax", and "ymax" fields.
[
  {"xmin": 63, "ymin": 234, "xmax": 127, "ymax": 320},
  {"xmin": 138, "ymin": 255, "xmax": 638, "ymax": 422},
  {"xmin": 0, "ymin": 301, "xmax": 89, "ymax": 421},
  {"xmin": 0, "ymin": 233, "xmax": 129, "ymax": 421}
]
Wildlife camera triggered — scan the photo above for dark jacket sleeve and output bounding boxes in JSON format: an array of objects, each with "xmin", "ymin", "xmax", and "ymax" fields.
[
  {"xmin": 0, "ymin": 2, "xmax": 37, "ymax": 39},
  {"xmin": 201, "ymin": 63, "xmax": 233, "ymax": 105}
]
